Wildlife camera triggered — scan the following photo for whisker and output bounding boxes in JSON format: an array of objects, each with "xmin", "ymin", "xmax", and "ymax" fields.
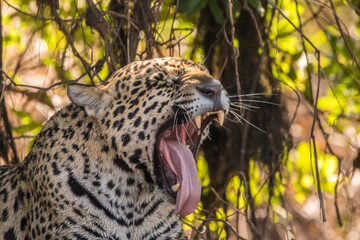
[
  {"xmin": 228, "ymin": 93, "xmax": 276, "ymax": 97},
  {"xmin": 180, "ymin": 105, "xmax": 191, "ymax": 119},
  {"xmin": 230, "ymin": 106, "xmax": 256, "ymax": 112},
  {"xmin": 230, "ymin": 103, "xmax": 261, "ymax": 110},
  {"xmin": 221, "ymin": 124, "xmax": 231, "ymax": 132},
  {"xmin": 223, "ymin": 82, "xmax": 237, "ymax": 90},
  {"xmin": 184, "ymin": 113, "xmax": 197, "ymax": 131},
  {"xmin": 235, "ymin": 99, "xmax": 281, "ymax": 106},
  {"xmin": 226, "ymin": 117, "xmax": 243, "ymax": 124},
  {"xmin": 229, "ymin": 110, "xmax": 267, "ymax": 134},
  {"xmin": 173, "ymin": 109, "xmax": 179, "ymax": 131},
  {"xmin": 229, "ymin": 105, "xmax": 256, "ymax": 112},
  {"xmin": 230, "ymin": 96, "xmax": 265, "ymax": 101},
  {"xmin": 228, "ymin": 110, "xmax": 244, "ymax": 125},
  {"xmin": 178, "ymin": 105, "xmax": 195, "ymax": 128},
  {"xmin": 203, "ymin": 128, "xmax": 212, "ymax": 141},
  {"xmin": 175, "ymin": 117, "xmax": 179, "ymax": 141},
  {"xmin": 229, "ymin": 102, "xmax": 260, "ymax": 110},
  {"xmin": 182, "ymin": 122, "xmax": 194, "ymax": 145}
]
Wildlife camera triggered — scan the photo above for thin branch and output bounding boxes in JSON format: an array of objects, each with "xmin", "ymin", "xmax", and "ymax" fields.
[
  {"xmin": 1, "ymin": 0, "xmax": 19, "ymax": 164},
  {"xmin": 238, "ymin": 171, "xmax": 262, "ymax": 239},
  {"xmin": 165, "ymin": 29, "xmax": 193, "ymax": 49},
  {"xmin": 182, "ymin": 222, "xmax": 206, "ymax": 240},
  {"xmin": 1, "ymin": 100, "xmax": 19, "ymax": 164},
  {"xmin": 345, "ymin": 0, "xmax": 360, "ymax": 16},
  {"xmin": 196, "ymin": 217, "xmax": 248, "ymax": 240},
  {"xmin": 104, "ymin": 10, "xmax": 140, "ymax": 31},
  {"xmin": 49, "ymin": 7, "xmax": 91, "ymax": 78},
  {"xmin": 269, "ymin": 71, "xmax": 301, "ymax": 126},
  {"xmin": 0, "ymin": 135, "xmax": 36, "ymax": 140},
  {"xmin": 0, "ymin": 58, "xmax": 106, "ymax": 91},
  {"xmin": 311, "ymin": 51, "xmax": 326, "ymax": 221},
  {"xmin": 329, "ymin": 0, "xmax": 360, "ymax": 72},
  {"xmin": 5, "ymin": 86, "xmax": 54, "ymax": 107},
  {"xmin": 242, "ymin": 0, "xmax": 263, "ymax": 47},
  {"xmin": 3, "ymin": 0, "xmax": 83, "ymax": 23},
  {"xmin": 319, "ymin": 68, "xmax": 345, "ymax": 226},
  {"xmin": 334, "ymin": 157, "xmax": 343, "ymax": 227},
  {"xmin": 204, "ymin": 18, "xmax": 228, "ymax": 64},
  {"xmin": 267, "ymin": 0, "xmax": 326, "ymax": 222},
  {"xmin": 295, "ymin": 0, "xmax": 313, "ymax": 104},
  {"xmin": 227, "ymin": 0, "xmax": 242, "ymax": 116},
  {"xmin": 169, "ymin": 0, "xmax": 179, "ymax": 57},
  {"xmin": 211, "ymin": 188, "xmax": 243, "ymax": 213}
]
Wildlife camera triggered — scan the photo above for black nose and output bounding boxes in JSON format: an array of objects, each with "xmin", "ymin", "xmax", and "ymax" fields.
[{"xmin": 196, "ymin": 83, "xmax": 223, "ymax": 98}]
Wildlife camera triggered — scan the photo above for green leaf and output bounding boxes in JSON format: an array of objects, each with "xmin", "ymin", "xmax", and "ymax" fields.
[
  {"xmin": 13, "ymin": 123, "xmax": 43, "ymax": 135},
  {"xmin": 11, "ymin": 110, "xmax": 42, "ymax": 135},
  {"xmin": 288, "ymin": 67, "xmax": 297, "ymax": 80},
  {"xmin": 292, "ymin": 52, "xmax": 302, "ymax": 61},
  {"xmin": 177, "ymin": 0, "xmax": 208, "ymax": 15},
  {"xmin": 208, "ymin": 0, "xmax": 224, "ymax": 24},
  {"xmin": 247, "ymin": 0, "xmax": 262, "ymax": 12}
]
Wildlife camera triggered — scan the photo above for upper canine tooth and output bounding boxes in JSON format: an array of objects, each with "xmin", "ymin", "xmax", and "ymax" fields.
[
  {"xmin": 194, "ymin": 115, "xmax": 202, "ymax": 129},
  {"xmin": 217, "ymin": 110, "xmax": 225, "ymax": 126},
  {"xmin": 171, "ymin": 183, "xmax": 180, "ymax": 192}
]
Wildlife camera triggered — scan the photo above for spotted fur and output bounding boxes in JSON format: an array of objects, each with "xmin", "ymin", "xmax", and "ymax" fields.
[{"xmin": 0, "ymin": 57, "xmax": 229, "ymax": 240}]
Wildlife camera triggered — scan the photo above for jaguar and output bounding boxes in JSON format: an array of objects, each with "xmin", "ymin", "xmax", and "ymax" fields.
[{"xmin": 0, "ymin": 57, "xmax": 229, "ymax": 239}]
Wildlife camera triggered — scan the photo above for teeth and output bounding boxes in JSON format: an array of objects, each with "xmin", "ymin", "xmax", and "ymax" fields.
[
  {"xmin": 217, "ymin": 110, "xmax": 224, "ymax": 126},
  {"xmin": 171, "ymin": 183, "xmax": 180, "ymax": 192},
  {"xmin": 194, "ymin": 115, "xmax": 202, "ymax": 129},
  {"xmin": 193, "ymin": 110, "xmax": 225, "ymax": 128}
]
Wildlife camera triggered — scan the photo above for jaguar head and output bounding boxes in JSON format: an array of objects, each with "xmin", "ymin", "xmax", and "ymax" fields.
[{"xmin": 67, "ymin": 57, "xmax": 229, "ymax": 216}]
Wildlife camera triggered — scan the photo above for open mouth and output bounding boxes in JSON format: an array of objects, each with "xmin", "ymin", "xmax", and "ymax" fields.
[{"xmin": 156, "ymin": 110, "xmax": 224, "ymax": 216}]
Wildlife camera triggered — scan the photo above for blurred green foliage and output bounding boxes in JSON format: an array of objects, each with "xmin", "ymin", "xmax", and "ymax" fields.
[{"xmin": 3, "ymin": 0, "xmax": 360, "ymax": 238}]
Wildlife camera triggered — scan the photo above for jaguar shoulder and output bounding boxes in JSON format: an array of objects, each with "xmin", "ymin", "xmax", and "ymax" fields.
[{"xmin": 0, "ymin": 57, "xmax": 229, "ymax": 240}]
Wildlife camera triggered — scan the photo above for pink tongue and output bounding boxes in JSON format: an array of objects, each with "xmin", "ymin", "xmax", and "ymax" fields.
[{"xmin": 161, "ymin": 140, "xmax": 201, "ymax": 216}]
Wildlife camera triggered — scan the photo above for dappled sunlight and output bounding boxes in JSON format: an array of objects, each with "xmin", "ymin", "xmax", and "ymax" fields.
[{"xmin": 1, "ymin": 0, "xmax": 360, "ymax": 239}]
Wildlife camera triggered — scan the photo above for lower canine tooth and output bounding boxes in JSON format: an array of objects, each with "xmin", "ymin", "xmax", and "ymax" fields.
[
  {"xmin": 171, "ymin": 183, "xmax": 180, "ymax": 192},
  {"xmin": 194, "ymin": 115, "xmax": 202, "ymax": 129}
]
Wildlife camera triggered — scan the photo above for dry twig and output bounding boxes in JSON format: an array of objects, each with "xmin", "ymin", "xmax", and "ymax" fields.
[
  {"xmin": 329, "ymin": 0, "xmax": 360, "ymax": 72},
  {"xmin": 266, "ymin": 0, "xmax": 326, "ymax": 222}
]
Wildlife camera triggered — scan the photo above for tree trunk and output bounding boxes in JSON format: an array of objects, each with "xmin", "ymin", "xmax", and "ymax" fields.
[
  {"xmin": 199, "ymin": 4, "xmax": 289, "ymax": 239},
  {"xmin": 0, "ymin": 0, "xmax": 19, "ymax": 165}
]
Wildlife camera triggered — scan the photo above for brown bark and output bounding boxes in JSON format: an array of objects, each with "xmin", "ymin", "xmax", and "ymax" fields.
[
  {"xmin": 198, "ymin": 4, "xmax": 290, "ymax": 239},
  {"xmin": 0, "ymin": 0, "xmax": 19, "ymax": 165}
]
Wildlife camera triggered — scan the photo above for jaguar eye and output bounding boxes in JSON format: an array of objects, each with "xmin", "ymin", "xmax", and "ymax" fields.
[{"xmin": 168, "ymin": 77, "xmax": 181, "ymax": 85}]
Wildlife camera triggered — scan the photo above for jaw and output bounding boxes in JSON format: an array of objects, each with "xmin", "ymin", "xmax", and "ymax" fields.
[{"xmin": 154, "ymin": 111, "xmax": 223, "ymax": 216}]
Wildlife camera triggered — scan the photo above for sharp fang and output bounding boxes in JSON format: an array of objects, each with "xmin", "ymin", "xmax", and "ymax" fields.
[
  {"xmin": 194, "ymin": 115, "xmax": 202, "ymax": 129},
  {"xmin": 171, "ymin": 183, "xmax": 180, "ymax": 192},
  {"xmin": 217, "ymin": 110, "xmax": 225, "ymax": 126}
]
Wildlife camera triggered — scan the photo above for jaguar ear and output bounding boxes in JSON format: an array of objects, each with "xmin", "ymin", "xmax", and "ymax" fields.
[{"xmin": 67, "ymin": 83, "xmax": 107, "ymax": 116}]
